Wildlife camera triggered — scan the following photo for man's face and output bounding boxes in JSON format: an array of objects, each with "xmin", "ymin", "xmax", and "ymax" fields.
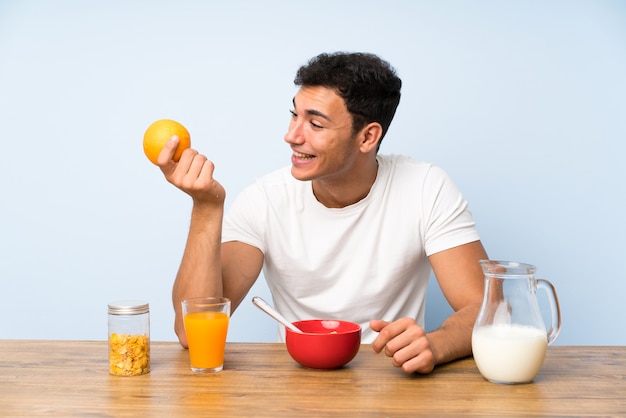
[{"xmin": 284, "ymin": 86, "xmax": 360, "ymax": 182}]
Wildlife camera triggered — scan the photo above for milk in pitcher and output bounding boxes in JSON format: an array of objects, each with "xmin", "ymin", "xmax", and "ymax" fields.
[{"xmin": 472, "ymin": 324, "xmax": 548, "ymax": 384}]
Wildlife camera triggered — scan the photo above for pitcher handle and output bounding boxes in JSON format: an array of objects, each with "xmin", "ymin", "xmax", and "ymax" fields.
[{"xmin": 537, "ymin": 278, "xmax": 562, "ymax": 345}]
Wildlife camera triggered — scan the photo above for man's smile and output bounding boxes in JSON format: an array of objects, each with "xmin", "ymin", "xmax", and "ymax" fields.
[{"xmin": 293, "ymin": 151, "xmax": 315, "ymax": 160}]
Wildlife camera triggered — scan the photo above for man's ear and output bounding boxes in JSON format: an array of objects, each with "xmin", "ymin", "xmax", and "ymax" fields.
[{"xmin": 359, "ymin": 122, "xmax": 383, "ymax": 153}]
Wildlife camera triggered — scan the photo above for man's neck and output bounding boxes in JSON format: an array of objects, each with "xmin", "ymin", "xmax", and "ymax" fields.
[{"xmin": 311, "ymin": 158, "xmax": 379, "ymax": 208}]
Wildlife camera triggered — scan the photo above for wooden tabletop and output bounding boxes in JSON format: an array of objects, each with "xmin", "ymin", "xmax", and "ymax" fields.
[{"xmin": 0, "ymin": 340, "xmax": 624, "ymax": 417}]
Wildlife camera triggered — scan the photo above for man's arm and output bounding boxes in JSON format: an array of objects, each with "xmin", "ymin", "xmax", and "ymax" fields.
[
  {"xmin": 170, "ymin": 202, "xmax": 224, "ymax": 347},
  {"xmin": 371, "ymin": 240, "xmax": 487, "ymax": 373},
  {"xmin": 172, "ymin": 232, "xmax": 264, "ymax": 347},
  {"xmin": 158, "ymin": 137, "xmax": 263, "ymax": 347},
  {"xmin": 425, "ymin": 239, "xmax": 487, "ymax": 365}
]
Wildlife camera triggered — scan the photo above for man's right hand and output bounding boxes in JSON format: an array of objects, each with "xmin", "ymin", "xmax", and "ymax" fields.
[{"xmin": 157, "ymin": 135, "xmax": 225, "ymax": 206}]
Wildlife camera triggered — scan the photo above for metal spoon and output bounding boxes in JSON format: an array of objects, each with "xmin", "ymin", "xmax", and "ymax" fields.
[{"xmin": 252, "ymin": 296, "xmax": 304, "ymax": 333}]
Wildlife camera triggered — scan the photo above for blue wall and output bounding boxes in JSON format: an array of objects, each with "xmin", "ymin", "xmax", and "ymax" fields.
[{"xmin": 1, "ymin": 0, "xmax": 625, "ymax": 345}]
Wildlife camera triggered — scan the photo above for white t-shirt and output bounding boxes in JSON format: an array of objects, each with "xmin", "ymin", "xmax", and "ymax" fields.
[{"xmin": 223, "ymin": 154, "xmax": 480, "ymax": 342}]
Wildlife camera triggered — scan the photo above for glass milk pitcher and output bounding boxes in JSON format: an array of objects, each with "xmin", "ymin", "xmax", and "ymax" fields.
[{"xmin": 472, "ymin": 260, "xmax": 562, "ymax": 384}]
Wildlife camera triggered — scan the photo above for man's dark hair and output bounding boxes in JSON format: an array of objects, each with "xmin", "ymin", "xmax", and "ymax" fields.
[{"xmin": 294, "ymin": 52, "xmax": 402, "ymax": 150}]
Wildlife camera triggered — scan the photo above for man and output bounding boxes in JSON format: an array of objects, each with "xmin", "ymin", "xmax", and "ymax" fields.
[{"xmin": 158, "ymin": 52, "xmax": 488, "ymax": 374}]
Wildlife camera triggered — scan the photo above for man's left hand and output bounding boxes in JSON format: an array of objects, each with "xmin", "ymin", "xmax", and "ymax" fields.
[{"xmin": 370, "ymin": 318, "xmax": 436, "ymax": 374}]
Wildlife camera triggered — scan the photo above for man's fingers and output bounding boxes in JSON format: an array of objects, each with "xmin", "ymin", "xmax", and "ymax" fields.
[
  {"xmin": 157, "ymin": 135, "xmax": 180, "ymax": 167},
  {"xmin": 181, "ymin": 153, "xmax": 209, "ymax": 188},
  {"xmin": 370, "ymin": 319, "xmax": 392, "ymax": 353}
]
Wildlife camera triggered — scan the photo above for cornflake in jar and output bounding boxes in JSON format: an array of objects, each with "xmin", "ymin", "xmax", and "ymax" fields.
[
  {"xmin": 108, "ymin": 300, "xmax": 150, "ymax": 376},
  {"xmin": 109, "ymin": 333, "xmax": 150, "ymax": 376}
]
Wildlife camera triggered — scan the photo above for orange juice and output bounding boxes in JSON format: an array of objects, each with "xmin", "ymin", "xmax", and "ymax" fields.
[{"xmin": 183, "ymin": 311, "xmax": 229, "ymax": 370}]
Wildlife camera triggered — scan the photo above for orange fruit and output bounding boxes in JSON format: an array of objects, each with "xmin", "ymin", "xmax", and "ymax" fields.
[{"xmin": 143, "ymin": 119, "xmax": 191, "ymax": 165}]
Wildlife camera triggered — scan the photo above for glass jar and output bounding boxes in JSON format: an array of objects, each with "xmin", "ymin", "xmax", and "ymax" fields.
[{"xmin": 108, "ymin": 300, "xmax": 150, "ymax": 376}]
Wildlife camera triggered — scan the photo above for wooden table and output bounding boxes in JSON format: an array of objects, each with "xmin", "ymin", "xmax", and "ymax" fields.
[{"xmin": 0, "ymin": 341, "xmax": 624, "ymax": 417}]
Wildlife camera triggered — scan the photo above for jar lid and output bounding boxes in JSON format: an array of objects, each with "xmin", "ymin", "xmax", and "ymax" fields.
[{"xmin": 108, "ymin": 300, "xmax": 149, "ymax": 315}]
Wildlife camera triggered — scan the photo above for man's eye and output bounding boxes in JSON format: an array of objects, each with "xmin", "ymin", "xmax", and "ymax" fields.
[
  {"xmin": 289, "ymin": 110, "xmax": 297, "ymax": 118},
  {"xmin": 310, "ymin": 121, "xmax": 323, "ymax": 129}
]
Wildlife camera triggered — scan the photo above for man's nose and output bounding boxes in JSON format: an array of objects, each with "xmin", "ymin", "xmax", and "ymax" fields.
[{"xmin": 284, "ymin": 120, "xmax": 304, "ymax": 144}]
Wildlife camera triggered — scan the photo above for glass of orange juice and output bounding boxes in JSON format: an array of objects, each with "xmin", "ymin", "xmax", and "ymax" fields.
[{"xmin": 182, "ymin": 297, "xmax": 231, "ymax": 373}]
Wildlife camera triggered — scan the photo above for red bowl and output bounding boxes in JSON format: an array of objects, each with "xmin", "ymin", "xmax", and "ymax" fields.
[{"xmin": 285, "ymin": 319, "xmax": 361, "ymax": 370}]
